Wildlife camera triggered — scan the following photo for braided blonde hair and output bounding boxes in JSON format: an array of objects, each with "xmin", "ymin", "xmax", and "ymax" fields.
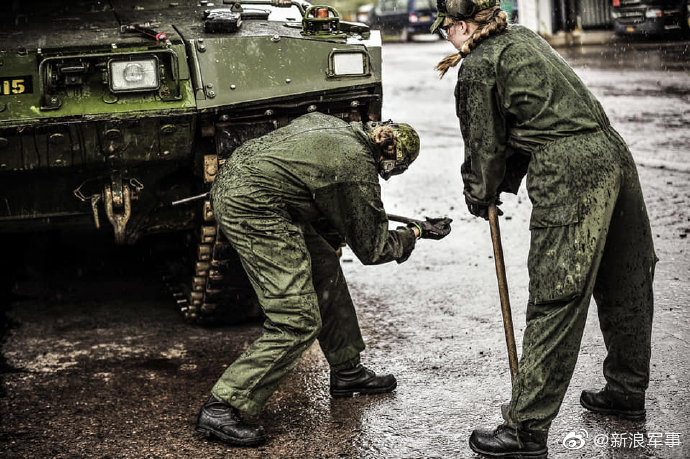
[{"xmin": 436, "ymin": 6, "xmax": 508, "ymax": 78}]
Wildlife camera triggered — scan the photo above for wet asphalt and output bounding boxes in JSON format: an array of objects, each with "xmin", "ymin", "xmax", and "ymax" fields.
[{"xmin": 1, "ymin": 36, "xmax": 689, "ymax": 458}]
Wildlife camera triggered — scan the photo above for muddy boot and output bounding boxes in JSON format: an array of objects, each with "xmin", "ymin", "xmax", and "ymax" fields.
[
  {"xmin": 330, "ymin": 363, "xmax": 397, "ymax": 397},
  {"xmin": 580, "ymin": 388, "xmax": 646, "ymax": 420},
  {"xmin": 469, "ymin": 425, "xmax": 547, "ymax": 458},
  {"xmin": 196, "ymin": 395, "xmax": 266, "ymax": 446}
]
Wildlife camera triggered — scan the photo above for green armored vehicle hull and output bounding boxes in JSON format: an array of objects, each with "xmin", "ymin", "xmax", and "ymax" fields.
[{"xmin": 0, "ymin": 0, "xmax": 382, "ymax": 322}]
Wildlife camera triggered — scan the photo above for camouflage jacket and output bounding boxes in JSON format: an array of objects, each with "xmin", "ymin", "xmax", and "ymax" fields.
[
  {"xmin": 212, "ymin": 112, "xmax": 416, "ymax": 264},
  {"xmin": 455, "ymin": 25, "xmax": 612, "ymax": 205}
]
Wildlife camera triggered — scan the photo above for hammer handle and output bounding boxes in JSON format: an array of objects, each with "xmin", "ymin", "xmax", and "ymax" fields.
[
  {"xmin": 386, "ymin": 213, "xmax": 416, "ymax": 225},
  {"xmin": 488, "ymin": 203, "xmax": 519, "ymax": 383}
]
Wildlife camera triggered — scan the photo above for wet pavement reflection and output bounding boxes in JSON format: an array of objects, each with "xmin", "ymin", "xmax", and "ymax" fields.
[
  {"xmin": 558, "ymin": 38, "xmax": 690, "ymax": 72},
  {"xmin": 1, "ymin": 36, "xmax": 689, "ymax": 458}
]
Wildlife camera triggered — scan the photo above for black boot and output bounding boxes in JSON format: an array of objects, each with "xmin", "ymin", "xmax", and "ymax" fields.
[
  {"xmin": 580, "ymin": 388, "xmax": 645, "ymax": 420},
  {"xmin": 469, "ymin": 425, "xmax": 547, "ymax": 458},
  {"xmin": 330, "ymin": 363, "xmax": 397, "ymax": 397},
  {"xmin": 196, "ymin": 395, "xmax": 266, "ymax": 446}
]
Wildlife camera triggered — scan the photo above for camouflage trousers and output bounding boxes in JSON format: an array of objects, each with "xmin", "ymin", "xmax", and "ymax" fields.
[
  {"xmin": 209, "ymin": 204, "xmax": 365, "ymax": 415},
  {"xmin": 506, "ymin": 130, "xmax": 656, "ymax": 441}
]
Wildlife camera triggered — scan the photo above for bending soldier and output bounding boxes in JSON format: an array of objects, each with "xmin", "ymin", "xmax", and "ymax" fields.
[
  {"xmin": 196, "ymin": 112, "xmax": 452, "ymax": 446},
  {"xmin": 432, "ymin": 1, "xmax": 656, "ymax": 457}
]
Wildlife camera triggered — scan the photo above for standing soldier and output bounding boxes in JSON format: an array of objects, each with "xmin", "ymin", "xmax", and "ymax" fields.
[
  {"xmin": 432, "ymin": 1, "xmax": 656, "ymax": 457},
  {"xmin": 196, "ymin": 112, "xmax": 452, "ymax": 446}
]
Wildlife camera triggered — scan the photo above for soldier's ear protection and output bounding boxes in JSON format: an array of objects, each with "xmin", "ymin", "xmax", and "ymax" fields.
[{"xmin": 378, "ymin": 160, "xmax": 408, "ymax": 180}]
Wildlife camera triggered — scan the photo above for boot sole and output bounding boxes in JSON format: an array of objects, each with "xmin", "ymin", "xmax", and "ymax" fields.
[
  {"xmin": 196, "ymin": 426, "xmax": 267, "ymax": 447},
  {"xmin": 330, "ymin": 380, "xmax": 397, "ymax": 398},
  {"xmin": 469, "ymin": 438, "xmax": 547, "ymax": 459},
  {"xmin": 579, "ymin": 396, "xmax": 646, "ymax": 420}
]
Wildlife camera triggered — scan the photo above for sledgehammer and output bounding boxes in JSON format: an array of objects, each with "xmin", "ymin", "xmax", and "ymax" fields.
[{"xmin": 488, "ymin": 203, "xmax": 519, "ymax": 383}]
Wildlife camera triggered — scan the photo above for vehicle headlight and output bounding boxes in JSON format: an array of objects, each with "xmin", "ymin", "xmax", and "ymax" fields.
[
  {"xmin": 109, "ymin": 57, "xmax": 160, "ymax": 93},
  {"xmin": 645, "ymin": 8, "xmax": 662, "ymax": 18},
  {"xmin": 329, "ymin": 51, "xmax": 369, "ymax": 77}
]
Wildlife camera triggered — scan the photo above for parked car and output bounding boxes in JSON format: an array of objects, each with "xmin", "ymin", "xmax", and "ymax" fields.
[
  {"xmin": 368, "ymin": 0, "xmax": 438, "ymax": 41},
  {"xmin": 611, "ymin": 0, "xmax": 689, "ymax": 35}
]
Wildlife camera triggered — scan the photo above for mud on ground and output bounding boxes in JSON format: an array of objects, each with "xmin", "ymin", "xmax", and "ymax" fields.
[{"xmin": 1, "ymin": 39, "xmax": 689, "ymax": 458}]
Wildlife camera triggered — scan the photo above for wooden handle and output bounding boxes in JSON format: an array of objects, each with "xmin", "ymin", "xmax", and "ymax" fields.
[{"xmin": 488, "ymin": 203, "xmax": 519, "ymax": 384}]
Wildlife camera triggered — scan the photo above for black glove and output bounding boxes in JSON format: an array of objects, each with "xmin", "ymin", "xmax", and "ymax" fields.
[
  {"xmin": 465, "ymin": 195, "xmax": 503, "ymax": 221},
  {"xmin": 408, "ymin": 217, "xmax": 453, "ymax": 240}
]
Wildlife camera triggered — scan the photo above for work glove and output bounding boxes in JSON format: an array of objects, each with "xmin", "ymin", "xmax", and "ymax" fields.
[
  {"xmin": 407, "ymin": 217, "xmax": 453, "ymax": 240},
  {"xmin": 465, "ymin": 195, "xmax": 503, "ymax": 221}
]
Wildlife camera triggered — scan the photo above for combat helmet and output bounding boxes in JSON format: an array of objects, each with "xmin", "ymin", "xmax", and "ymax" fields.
[
  {"xmin": 430, "ymin": 0, "xmax": 497, "ymax": 33},
  {"xmin": 368, "ymin": 121, "xmax": 420, "ymax": 180}
]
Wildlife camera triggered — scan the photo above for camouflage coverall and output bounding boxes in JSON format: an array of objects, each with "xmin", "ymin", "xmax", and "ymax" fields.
[
  {"xmin": 209, "ymin": 113, "xmax": 416, "ymax": 415},
  {"xmin": 456, "ymin": 25, "xmax": 656, "ymax": 441}
]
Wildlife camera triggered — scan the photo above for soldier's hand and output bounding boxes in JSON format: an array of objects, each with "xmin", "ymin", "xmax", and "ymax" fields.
[
  {"xmin": 408, "ymin": 217, "xmax": 453, "ymax": 240},
  {"xmin": 465, "ymin": 196, "xmax": 503, "ymax": 221}
]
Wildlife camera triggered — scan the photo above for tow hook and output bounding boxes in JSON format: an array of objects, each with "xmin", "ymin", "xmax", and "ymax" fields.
[
  {"xmin": 73, "ymin": 175, "xmax": 144, "ymax": 244},
  {"xmin": 104, "ymin": 180, "xmax": 132, "ymax": 245}
]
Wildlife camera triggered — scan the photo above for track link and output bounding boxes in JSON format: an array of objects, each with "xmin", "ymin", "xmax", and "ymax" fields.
[{"xmin": 167, "ymin": 199, "xmax": 260, "ymax": 325}]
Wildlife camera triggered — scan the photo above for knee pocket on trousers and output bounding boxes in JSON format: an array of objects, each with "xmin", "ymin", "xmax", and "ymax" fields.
[
  {"xmin": 528, "ymin": 205, "xmax": 588, "ymax": 304},
  {"xmin": 286, "ymin": 313, "xmax": 322, "ymax": 346},
  {"xmin": 240, "ymin": 226, "xmax": 312, "ymax": 298},
  {"xmin": 268, "ymin": 300, "xmax": 322, "ymax": 341}
]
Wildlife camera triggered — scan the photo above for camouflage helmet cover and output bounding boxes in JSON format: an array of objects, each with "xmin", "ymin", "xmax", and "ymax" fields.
[
  {"xmin": 368, "ymin": 121, "xmax": 420, "ymax": 180},
  {"xmin": 430, "ymin": 0, "xmax": 497, "ymax": 33},
  {"xmin": 391, "ymin": 123, "xmax": 420, "ymax": 165}
]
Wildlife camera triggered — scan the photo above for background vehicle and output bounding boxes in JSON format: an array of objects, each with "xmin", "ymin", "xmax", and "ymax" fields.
[
  {"xmin": 357, "ymin": 3, "xmax": 375, "ymax": 23},
  {"xmin": 0, "ymin": 0, "xmax": 383, "ymax": 324},
  {"xmin": 368, "ymin": 0, "xmax": 437, "ymax": 41},
  {"xmin": 611, "ymin": 0, "xmax": 689, "ymax": 35}
]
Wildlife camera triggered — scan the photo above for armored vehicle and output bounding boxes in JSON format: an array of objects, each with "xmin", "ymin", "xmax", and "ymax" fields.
[{"xmin": 0, "ymin": 0, "xmax": 382, "ymax": 323}]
